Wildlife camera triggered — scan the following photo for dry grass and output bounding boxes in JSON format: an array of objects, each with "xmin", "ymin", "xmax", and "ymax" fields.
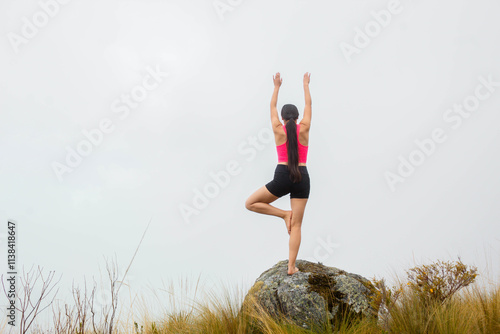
[
  {"xmin": 1, "ymin": 219, "xmax": 498, "ymax": 333},
  {"xmin": 1, "ymin": 261, "xmax": 499, "ymax": 334}
]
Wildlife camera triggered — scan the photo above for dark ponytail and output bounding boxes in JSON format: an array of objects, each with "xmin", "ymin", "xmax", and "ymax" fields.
[{"xmin": 281, "ymin": 104, "xmax": 301, "ymax": 183}]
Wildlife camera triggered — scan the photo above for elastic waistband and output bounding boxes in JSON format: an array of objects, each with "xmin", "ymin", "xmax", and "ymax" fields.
[{"xmin": 275, "ymin": 164, "xmax": 308, "ymax": 174}]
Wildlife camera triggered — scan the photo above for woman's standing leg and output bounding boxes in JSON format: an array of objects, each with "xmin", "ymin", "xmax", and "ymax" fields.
[{"xmin": 288, "ymin": 197, "xmax": 308, "ymax": 274}]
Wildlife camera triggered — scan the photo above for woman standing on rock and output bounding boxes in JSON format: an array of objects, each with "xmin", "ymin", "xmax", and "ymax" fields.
[{"xmin": 245, "ymin": 72, "xmax": 312, "ymax": 276}]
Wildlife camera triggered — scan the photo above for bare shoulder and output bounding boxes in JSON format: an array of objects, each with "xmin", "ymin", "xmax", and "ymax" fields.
[
  {"xmin": 298, "ymin": 122, "xmax": 310, "ymax": 146},
  {"xmin": 272, "ymin": 122, "xmax": 285, "ymax": 134},
  {"xmin": 299, "ymin": 121, "xmax": 310, "ymax": 132},
  {"xmin": 273, "ymin": 123, "xmax": 286, "ymax": 145}
]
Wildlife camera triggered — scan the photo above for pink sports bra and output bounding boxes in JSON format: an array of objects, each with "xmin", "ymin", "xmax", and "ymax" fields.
[{"xmin": 276, "ymin": 123, "xmax": 308, "ymax": 163}]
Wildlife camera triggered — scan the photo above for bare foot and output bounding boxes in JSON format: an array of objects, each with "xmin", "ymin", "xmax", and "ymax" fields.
[
  {"xmin": 287, "ymin": 266, "xmax": 299, "ymax": 275},
  {"xmin": 283, "ymin": 210, "xmax": 292, "ymax": 235}
]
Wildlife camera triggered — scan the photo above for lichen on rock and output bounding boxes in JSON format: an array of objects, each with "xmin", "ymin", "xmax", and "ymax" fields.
[{"xmin": 240, "ymin": 259, "xmax": 377, "ymax": 330}]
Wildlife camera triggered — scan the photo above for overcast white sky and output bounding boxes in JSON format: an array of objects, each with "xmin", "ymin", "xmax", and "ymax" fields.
[{"xmin": 1, "ymin": 0, "xmax": 500, "ymax": 329}]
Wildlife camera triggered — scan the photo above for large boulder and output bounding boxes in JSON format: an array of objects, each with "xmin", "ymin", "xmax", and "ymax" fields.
[{"xmin": 240, "ymin": 259, "xmax": 378, "ymax": 331}]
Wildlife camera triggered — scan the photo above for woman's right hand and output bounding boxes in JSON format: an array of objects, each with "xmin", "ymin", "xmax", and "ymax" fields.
[
  {"xmin": 273, "ymin": 72, "xmax": 282, "ymax": 87},
  {"xmin": 303, "ymin": 72, "xmax": 311, "ymax": 85}
]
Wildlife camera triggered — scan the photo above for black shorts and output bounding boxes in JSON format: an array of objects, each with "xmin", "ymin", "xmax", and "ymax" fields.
[{"xmin": 265, "ymin": 164, "xmax": 310, "ymax": 199}]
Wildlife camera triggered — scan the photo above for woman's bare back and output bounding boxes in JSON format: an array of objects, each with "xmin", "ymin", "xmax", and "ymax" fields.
[{"xmin": 274, "ymin": 123, "xmax": 310, "ymax": 147}]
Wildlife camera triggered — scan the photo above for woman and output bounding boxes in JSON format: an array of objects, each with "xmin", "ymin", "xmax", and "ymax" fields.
[{"xmin": 245, "ymin": 72, "xmax": 312, "ymax": 276}]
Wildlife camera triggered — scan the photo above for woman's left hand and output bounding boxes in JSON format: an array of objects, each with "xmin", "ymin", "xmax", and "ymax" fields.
[{"xmin": 273, "ymin": 72, "xmax": 282, "ymax": 87}]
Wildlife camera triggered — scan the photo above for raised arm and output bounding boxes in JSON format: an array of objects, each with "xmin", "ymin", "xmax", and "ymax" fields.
[
  {"xmin": 270, "ymin": 72, "xmax": 283, "ymax": 130},
  {"xmin": 300, "ymin": 72, "xmax": 312, "ymax": 130}
]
